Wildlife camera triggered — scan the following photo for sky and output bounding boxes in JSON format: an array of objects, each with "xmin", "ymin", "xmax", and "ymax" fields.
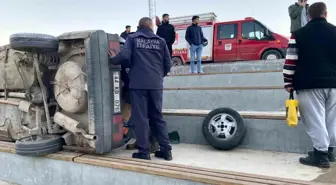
[{"xmin": 0, "ymin": 0, "xmax": 334, "ymax": 45}]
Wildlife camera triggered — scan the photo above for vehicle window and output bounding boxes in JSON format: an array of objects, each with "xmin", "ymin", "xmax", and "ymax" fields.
[
  {"xmin": 217, "ymin": 24, "xmax": 237, "ymax": 40},
  {"xmin": 242, "ymin": 21, "xmax": 267, "ymax": 40}
]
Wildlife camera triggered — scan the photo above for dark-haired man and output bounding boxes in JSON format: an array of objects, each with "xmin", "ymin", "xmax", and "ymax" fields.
[
  {"xmin": 185, "ymin": 15, "xmax": 207, "ymax": 74},
  {"xmin": 157, "ymin": 13, "xmax": 176, "ymax": 57},
  {"xmin": 120, "ymin": 25, "xmax": 131, "ymax": 40},
  {"xmin": 283, "ymin": 2, "xmax": 336, "ymax": 168}
]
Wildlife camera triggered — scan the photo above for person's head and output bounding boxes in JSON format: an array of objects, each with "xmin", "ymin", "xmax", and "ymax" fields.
[
  {"xmin": 162, "ymin": 13, "xmax": 169, "ymax": 23},
  {"xmin": 298, "ymin": 0, "xmax": 308, "ymax": 3},
  {"xmin": 125, "ymin": 25, "xmax": 131, "ymax": 32},
  {"xmin": 192, "ymin": 16, "xmax": 200, "ymax": 25},
  {"xmin": 138, "ymin": 17, "xmax": 154, "ymax": 31},
  {"xmin": 308, "ymin": 2, "xmax": 327, "ymax": 20}
]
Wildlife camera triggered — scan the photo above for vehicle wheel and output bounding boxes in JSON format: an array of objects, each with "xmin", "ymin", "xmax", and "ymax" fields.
[
  {"xmin": 202, "ymin": 108, "xmax": 246, "ymax": 150},
  {"xmin": 15, "ymin": 135, "xmax": 64, "ymax": 156},
  {"xmin": 261, "ymin": 50, "xmax": 282, "ymax": 60},
  {"xmin": 10, "ymin": 33, "xmax": 59, "ymax": 52},
  {"xmin": 172, "ymin": 57, "xmax": 183, "ymax": 66}
]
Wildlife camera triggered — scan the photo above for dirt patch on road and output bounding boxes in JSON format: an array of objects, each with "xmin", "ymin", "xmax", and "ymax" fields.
[{"xmin": 313, "ymin": 163, "xmax": 336, "ymax": 184}]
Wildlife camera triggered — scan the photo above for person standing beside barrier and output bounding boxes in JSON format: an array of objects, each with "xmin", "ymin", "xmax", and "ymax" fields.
[
  {"xmin": 289, "ymin": 0, "xmax": 309, "ymax": 33},
  {"xmin": 157, "ymin": 13, "xmax": 176, "ymax": 57},
  {"xmin": 185, "ymin": 15, "xmax": 207, "ymax": 74},
  {"xmin": 109, "ymin": 17, "xmax": 172, "ymax": 161},
  {"xmin": 283, "ymin": 2, "xmax": 336, "ymax": 168},
  {"xmin": 120, "ymin": 25, "xmax": 132, "ymax": 40}
]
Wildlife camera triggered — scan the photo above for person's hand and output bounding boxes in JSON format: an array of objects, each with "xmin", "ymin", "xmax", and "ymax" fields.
[
  {"xmin": 286, "ymin": 87, "xmax": 293, "ymax": 93},
  {"xmin": 108, "ymin": 50, "xmax": 116, "ymax": 57}
]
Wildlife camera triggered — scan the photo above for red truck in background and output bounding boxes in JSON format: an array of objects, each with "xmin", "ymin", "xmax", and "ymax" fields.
[{"xmin": 168, "ymin": 13, "xmax": 288, "ymax": 65}]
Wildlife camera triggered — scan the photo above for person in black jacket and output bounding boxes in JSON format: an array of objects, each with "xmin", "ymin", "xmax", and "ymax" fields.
[
  {"xmin": 120, "ymin": 25, "xmax": 131, "ymax": 40},
  {"xmin": 185, "ymin": 16, "xmax": 207, "ymax": 74},
  {"xmin": 283, "ymin": 2, "xmax": 336, "ymax": 168},
  {"xmin": 156, "ymin": 13, "xmax": 176, "ymax": 57}
]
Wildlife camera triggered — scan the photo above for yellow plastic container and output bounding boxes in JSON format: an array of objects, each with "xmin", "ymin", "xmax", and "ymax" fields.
[{"xmin": 286, "ymin": 91, "xmax": 299, "ymax": 127}]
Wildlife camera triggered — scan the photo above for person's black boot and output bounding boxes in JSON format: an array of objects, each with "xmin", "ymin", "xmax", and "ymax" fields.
[
  {"xmin": 126, "ymin": 141, "xmax": 138, "ymax": 150},
  {"xmin": 149, "ymin": 140, "xmax": 160, "ymax": 154},
  {"xmin": 155, "ymin": 151, "xmax": 173, "ymax": 161},
  {"xmin": 300, "ymin": 149, "xmax": 330, "ymax": 168},
  {"xmin": 308, "ymin": 147, "xmax": 335, "ymax": 162},
  {"xmin": 132, "ymin": 152, "xmax": 151, "ymax": 160}
]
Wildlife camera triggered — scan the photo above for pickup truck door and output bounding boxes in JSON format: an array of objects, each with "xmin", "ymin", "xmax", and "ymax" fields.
[{"xmin": 213, "ymin": 23, "xmax": 238, "ymax": 62}]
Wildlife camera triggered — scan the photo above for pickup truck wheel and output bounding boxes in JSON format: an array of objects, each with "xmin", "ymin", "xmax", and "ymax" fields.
[
  {"xmin": 261, "ymin": 50, "xmax": 282, "ymax": 60},
  {"xmin": 15, "ymin": 135, "xmax": 64, "ymax": 156},
  {"xmin": 172, "ymin": 57, "xmax": 183, "ymax": 66},
  {"xmin": 202, "ymin": 108, "xmax": 246, "ymax": 150},
  {"xmin": 10, "ymin": 33, "xmax": 59, "ymax": 52}
]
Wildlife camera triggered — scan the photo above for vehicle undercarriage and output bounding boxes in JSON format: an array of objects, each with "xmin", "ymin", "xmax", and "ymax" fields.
[{"xmin": 0, "ymin": 31, "xmax": 124, "ymax": 156}]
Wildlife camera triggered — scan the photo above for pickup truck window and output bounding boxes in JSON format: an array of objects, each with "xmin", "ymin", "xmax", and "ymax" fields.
[
  {"xmin": 217, "ymin": 24, "xmax": 238, "ymax": 40},
  {"xmin": 242, "ymin": 21, "xmax": 267, "ymax": 40}
]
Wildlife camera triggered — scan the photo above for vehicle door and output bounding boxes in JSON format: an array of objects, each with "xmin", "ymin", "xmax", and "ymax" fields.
[
  {"xmin": 213, "ymin": 22, "xmax": 238, "ymax": 62},
  {"xmin": 238, "ymin": 21, "xmax": 275, "ymax": 60}
]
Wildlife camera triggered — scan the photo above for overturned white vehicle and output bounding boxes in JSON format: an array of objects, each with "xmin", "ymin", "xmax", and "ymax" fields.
[{"xmin": 0, "ymin": 31, "xmax": 125, "ymax": 156}]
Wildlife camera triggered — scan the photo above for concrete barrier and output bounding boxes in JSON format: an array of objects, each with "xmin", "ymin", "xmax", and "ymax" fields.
[
  {"xmin": 169, "ymin": 59, "xmax": 284, "ymax": 75},
  {"xmin": 163, "ymin": 89, "xmax": 287, "ymax": 111},
  {"xmin": 0, "ymin": 142, "xmax": 322, "ymax": 185},
  {"xmin": 164, "ymin": 72, "xmax": 283, "ymax": 88},
  {"xmin": 163, "ymin": 61, "xmax": 287, "ymax": 111}
]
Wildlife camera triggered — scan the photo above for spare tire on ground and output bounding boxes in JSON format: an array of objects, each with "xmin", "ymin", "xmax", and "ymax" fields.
[
  {"xmin": 15, "ymin": 135, "xmax": 63, "ymax": 156},
  {"xmin": 202, "ymin": 107, "xmax": 247, "ymax": 150},
  {"xmin": 10, "ymin": 33, "xmax": 59, "ymax": 52}
]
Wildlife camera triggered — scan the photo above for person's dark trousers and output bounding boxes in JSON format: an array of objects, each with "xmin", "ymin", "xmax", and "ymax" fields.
[
  {"xmin": 149, "ymin": 121, "xmax": 160, "ymax": 152},
  {"xmin": 167, "ymin": 44, "xmax": 173, "ymax": 57},
  {"xmin": 129, "ymin": 89, "xmax": 172, "ymax": 155}
]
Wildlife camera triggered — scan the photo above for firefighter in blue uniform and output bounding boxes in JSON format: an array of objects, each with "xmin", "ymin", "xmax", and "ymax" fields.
[{"xmin": 109, "ymin": 17, "xmax": 173, "ymax": 161}]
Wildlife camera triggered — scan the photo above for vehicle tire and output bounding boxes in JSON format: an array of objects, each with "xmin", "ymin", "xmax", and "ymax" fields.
[
  {"xmin": 10, "ymin": 33, "xmax": 59, "ymax": 52},
  {"xmin": 15, "ymin": 135, "xmax": 64, "ymax": 156},
  {"xmin": 261, "ymin": 50, "xmax": 282, "ymax": 60},
  {"xmin": 172, "ymin": 57, "xmax": 183, "ymax": 66},
  {"xmin": 202, "ymin": 108, "xmax": 246, "ymax": 150}
]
